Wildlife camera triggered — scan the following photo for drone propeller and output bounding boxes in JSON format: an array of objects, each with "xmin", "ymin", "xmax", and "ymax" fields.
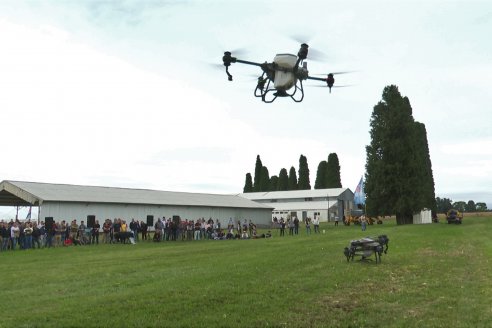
[
  {"xmin": 312, "ymin": 71, "xmax": 357, "ymax": 76},
  {"xmin": 312, "ymin": 84, "xmax": 353, "ymax": 88},
  {"xmin": 223, "ymin": 48, "xmax": 248, "ymax": 57},
  {"xmin": 288, "ymin": 35, "xmax": 328, "ymax": 61}
]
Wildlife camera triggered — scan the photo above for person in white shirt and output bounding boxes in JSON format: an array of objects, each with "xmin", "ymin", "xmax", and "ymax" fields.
[
  {"xmin": 313, "ymin": 216, "xmax": 320, "ymax": 233},
  {"xmin": 10, "ymin": 222, "xmax": 20, "ymax": 250}
]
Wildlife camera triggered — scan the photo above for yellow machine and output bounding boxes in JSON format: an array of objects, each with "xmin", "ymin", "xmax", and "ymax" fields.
[{"xmin": 446, "ymin": 209, "xmax": 463, "ymax": 224}]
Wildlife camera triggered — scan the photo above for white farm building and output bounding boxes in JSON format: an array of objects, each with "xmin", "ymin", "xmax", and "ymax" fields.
[
  {"xmin": 0, "ymin": 181, "xmax": 273, "ymax": 226},
  {"xmin": 239, "ymin": 188, "xmax": 355, "ymax": 222}
]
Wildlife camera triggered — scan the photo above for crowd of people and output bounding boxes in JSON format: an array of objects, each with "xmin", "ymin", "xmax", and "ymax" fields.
[
  {"xmin": 272, "ymin": 216, "xmax": 322, "ymax": 236},
  {"xmin": 0, "ymin": 213, "xmax": 356, "ymax": 251},
  {"xmin": 0, "ymin": 217, "xmax": 273, "ymax": 251}
]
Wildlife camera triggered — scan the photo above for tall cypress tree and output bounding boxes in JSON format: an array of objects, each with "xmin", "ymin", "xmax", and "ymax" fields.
[
  {"xmin": 414, "ymin": 122, "xmax": 437, "ymax": 213},
  {"xmin": 259, "ymin": 166, "xmax": 270, "ymax": 191},
  {"xmin": 253, "ymin": 155, "xmax": 263, "ymax": 192},
  {"xmin": 288, "ymin": 166, "xmax": 298, "ymax": 190},
  {"xmin": 278, "ymin": 168, "xmax": 289, "ymax": 191},
  {"xmin": 365, "ymin": 85, "xmax": 423, "ymax": 225},
  {"xmin": 326, "ymin": 153, "xmax": 342, "ymax": 188},
  {"xmin": 243, "ymin": 173, "xmax": 253, "ymax": 193},
  {"xmin": 314, "ymin": 160, "xmax": 327, "ymax": 189},
  {"xmin": 298, "ymin": 154, "xmax": 311, "ymax": 190},
  {"xmin": 269, "ymin": 175, "xmax": 279, "ymax": 192}
]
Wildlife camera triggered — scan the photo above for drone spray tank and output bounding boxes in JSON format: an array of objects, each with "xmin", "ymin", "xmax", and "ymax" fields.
[{"xmin": 272, "ymin": 54, "xmax": 298, "ymax": 95}]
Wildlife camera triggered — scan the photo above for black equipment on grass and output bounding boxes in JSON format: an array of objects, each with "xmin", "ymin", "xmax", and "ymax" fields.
[{"xmin": 343, "ymin": 235, "xmax": 389, "ymax": 264}]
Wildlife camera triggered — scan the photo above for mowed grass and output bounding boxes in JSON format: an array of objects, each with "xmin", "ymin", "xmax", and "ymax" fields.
[{"xmin": 1, "ymin": 217, "xmax": 492, "ymax": 328}]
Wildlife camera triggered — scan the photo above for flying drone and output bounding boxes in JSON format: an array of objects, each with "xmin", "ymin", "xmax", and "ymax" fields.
[{"xmin": 222, "ymin": 43, "xmax": 350, "ymax": 103}]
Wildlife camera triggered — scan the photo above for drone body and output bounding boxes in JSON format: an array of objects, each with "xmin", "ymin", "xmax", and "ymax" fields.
[{"xmin": 222, "ymin": 44, "xmax": 343, "ymax": 103}]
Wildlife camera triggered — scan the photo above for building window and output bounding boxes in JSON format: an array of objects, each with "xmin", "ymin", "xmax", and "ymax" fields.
[
  {"xmin": 271, "ymin": 199, "xmax": 277, "ymax": 203},
  {"xmin": 304, "ymin": 197, "xmax": 313, "ymax": 201}
]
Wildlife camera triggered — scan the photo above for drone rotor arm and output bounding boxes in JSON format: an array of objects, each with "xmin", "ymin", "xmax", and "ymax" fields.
[{"xmin": 306, "ymin": 75, "xmax": 335, "ymax": 93}]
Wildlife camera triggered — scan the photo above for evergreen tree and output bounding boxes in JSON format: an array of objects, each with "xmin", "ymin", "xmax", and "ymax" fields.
[
  {"xmin": 326, "ymin": 153, "xmax": 342, "ymax": 188},
  {"xmin": 259, "ymin": 166, "xmax": 270, "ymax": 191},
  {"xmin": 253, "ymin": 155, "xmax": 263, "ymax": 192},
  {"xmin": 278, "ymin": 168, "xmax": 289, "ymax": 191},
  {"xmin": 270, "ymin": 175, "xmax": 279, "ymax": 191},
  {"xmin": 414, "ymin": 122, "xmax": 436, "ymax": 213},
  {"xmin": 365, "ymin": 85, "xmax": 424, "ymax": 225},
  {"xmin": 314, "ymin": 161, "xmax": 328, "ymax": 189},
  {"xmin": 288, "ymin": 166, "xmax": 298, "ymax": 190},
  {"xmin": 297, "ymin": 154, "xmax": 311, "ymax": 190},
  {"xmin": 243, "ymin": 173, "xmax": 253, "ymax": 193}
]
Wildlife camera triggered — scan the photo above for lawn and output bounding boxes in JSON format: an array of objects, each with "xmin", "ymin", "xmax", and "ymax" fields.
[{"xmin": 1, "ymin": 216, "xmax": 491, "ymax": 327}]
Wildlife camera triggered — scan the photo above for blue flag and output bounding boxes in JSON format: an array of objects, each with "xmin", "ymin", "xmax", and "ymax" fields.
[
  {"xmin": 26, "ymin": 206, "xmax": 32, "ymax": 220},
  {"xmin": 354, "ymin": 177, "xmax": 365, "ymax": 206}
]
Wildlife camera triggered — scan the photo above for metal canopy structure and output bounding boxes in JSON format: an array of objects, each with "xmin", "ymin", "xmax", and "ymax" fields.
[
  {"xmin": 0, "ymin": 180, "xmax": 272, "ymax": 210},
  {"xmin": 0, "ymin": 181, "xmax": 41, "ymax": 206}
]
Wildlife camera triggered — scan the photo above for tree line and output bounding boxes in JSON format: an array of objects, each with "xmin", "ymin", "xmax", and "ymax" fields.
[
  {"xmin": 243, "ymin": 153, "xmax": 342, "ymax": 193},
  {"xmin": 435, "ymin": 197, "xmax": 489, "ymax": 213}
]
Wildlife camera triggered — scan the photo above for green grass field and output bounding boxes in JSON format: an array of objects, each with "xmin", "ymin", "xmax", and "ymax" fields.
[{"xmin": 1, "ymin": 217, "xmax": 491, "ymax": 328}]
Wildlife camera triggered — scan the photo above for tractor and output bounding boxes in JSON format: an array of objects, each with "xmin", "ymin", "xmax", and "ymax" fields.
[{"xmin": 446, "ymin": 209, "xmax": 463, "ymax": 224}]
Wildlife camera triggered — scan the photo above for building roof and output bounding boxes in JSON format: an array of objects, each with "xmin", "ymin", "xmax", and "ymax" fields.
[
  {"xmin": 238, "ymin": 188, "xmax": 352, "ymax": 201},
  {"xmin": 270, "ymin": 200, "xmax": 339, "ymax": 211},
  {"xmin": 0, "ymin": 180, "xmax": 273, "ymax": 210}
]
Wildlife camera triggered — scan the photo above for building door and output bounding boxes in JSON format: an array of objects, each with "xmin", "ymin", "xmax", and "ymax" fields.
[
  {"xmin": 338, "ymin": 200, "xmax": 345, "ymax": 218},
  {"xmin": 302, "ymin": 211, "xmax": 307, "ymax": 221}
]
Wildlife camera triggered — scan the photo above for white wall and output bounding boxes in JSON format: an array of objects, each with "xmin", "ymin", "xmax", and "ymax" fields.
[{"xmin": 39, "ymin": 202, "xmax": 272, "ymax": 227}]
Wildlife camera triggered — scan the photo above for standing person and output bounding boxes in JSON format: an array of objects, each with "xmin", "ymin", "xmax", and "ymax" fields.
[
  {"xmin": 46, "ymin": 221, "xmax": 56, "ymax": 248},
  {"xmin": 78, "ymin": 221, "xmax": 87, "ymax": 245},
  {"xmin": 194, "ymin": 220, "xmax": 201, "ymax": 241},
  {"xmin": 279, "ymin": 218, "xmax": 286, "ymax": 237},
  {"xmin": 69, "ymin": 220, "xmax": 78, "ymax": 241},
  {"xmin": 288, "ymin": 218, "xmax": 294, "ymax": 236},
  {"xmin": 361, "ymin": 215, "xmax": 367, "ymax": 231},
  {"xmin": 18, "ymin": 222, "xmax": 25, "ymax": 250},
  {"xmin": 113, "ymin": 219, "xmax": 122, "ymax": 243},
  {"xmin": 187, "ymin": 220, "xmax": 193, "ymax": 241},
  {"xmin": 154, "ymin": 218, "xmax": 163, "ymax": 242},
  {"xmin": 120, "ymin": 220, "xmax": 128, "ymax": 232},
  {"xmin": 293, "ymin": 217, "xmax": 299, "ymax": 235},
  {"xmin": 10, "ymin": 222, "xmax": 20, "ymax": 250},
  {"xmin": 313, "ymin": 215, "xmax": 320, "ymax": 233},
  {"xmin": 38, "ymin": 222, "xmax": 46, "ymax": 248},
  {"xmin": 55, "ymin": 221, "xmax": 63, "ymax": 247},
  {"xmin": 23, "ymin": 223, "xmax": 33, "ymax": 249},
  {"xmin": 140, "ymin": 221, "xmax": 148, "ymax": 241},
  {"xmin": 91, "ymin": 220, "xmax": 101, "ymax": 244},
  {"xmin": 60, "ymin": 220, "xmax": 67, "ymax": 245},
  {"xmin": 200, "ymin": 218, "xmax": 206, "ymax": 240},
  {"xmin": 32, "ymin": 222, "xmax": 41, "ymax": 249},
  {"xmin": 102, "ymin": 219, "xmax": 111, "ymax": 244},
  {"xmin": 236, "ymin": 220, "xmax": 241, "ymax": 234},
  {"xmin": 305, "ymin": 218, "xmax": 311, "ymax": 235},
  {"xmin": 130, "ymin": 219, "xmax": 138, "ymax": 242},
  {"xmin": 1, "ymin": 222, "xmax": 10, "ymax": 251},
  {"xmin": 334, "ymin": 215, "xmax": 339, "ymax": 226},
  {"xmin": 180, "ymin": 219, "xmax": 187, "ymax": 241}
]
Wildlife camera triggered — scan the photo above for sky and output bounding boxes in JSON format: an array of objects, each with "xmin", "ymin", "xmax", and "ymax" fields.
[{"xmin": 1, "ymin": 0, "xmax": 491, "ymax": 219}]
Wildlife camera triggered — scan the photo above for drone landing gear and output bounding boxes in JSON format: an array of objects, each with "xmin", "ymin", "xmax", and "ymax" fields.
[{"xmin": 255, "ymin": 78, "xmax": 305, "ymax": 103}]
